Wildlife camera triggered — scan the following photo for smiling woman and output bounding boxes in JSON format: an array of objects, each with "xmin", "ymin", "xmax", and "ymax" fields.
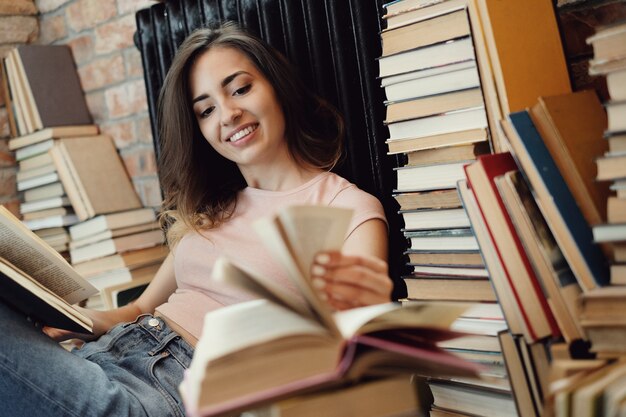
[{"xmin": 0, "ymin": 22, "xmax": 392, "ymax": 417}]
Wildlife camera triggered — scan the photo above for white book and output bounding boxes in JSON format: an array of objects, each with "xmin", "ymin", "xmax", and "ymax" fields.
[
  {"xmin": 387, "ymin": 106, "xmax": 487, "ymax": 141},
  {"xmin": 17, "ymin": 172, "xmax": 60, "ymax": 192},
  {"xmin": 22, "ymin": 214, "xmax": 79, "ymax": 231},
  {"xmin": 407, "ymin": 235, "xmax": 479, "ymax": 251},
  {"xmin": 394, "ymin": 160, "xmax": 469, "ymax": 192},
  {"xmin": 20, "ymin": 196, "xmax": 71, "ymax": 214},
  {"xmin": 15, "ymin": 139, "xmax": 54, "ymax": 161},
  {"xmin": 378, "ymin": 37, "xmax": 475, "ymax": 78},
  {"xmin": 23, "ymin": 182, "xmax": 65, "ymax": 202},
  {"xmin": 401, "ymin": 208, "xmax": 471, "ymax": 230},
  {"xmin": 383, "ymin": 61, "xmax": 480, "ymax": 102},
  {"xmin": 16, "ymin": 162, "xmax": 56, "ymax": 182}
]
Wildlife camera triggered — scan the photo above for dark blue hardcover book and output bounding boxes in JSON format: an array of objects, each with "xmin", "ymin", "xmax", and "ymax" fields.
[{"xmin": 507, "ymin": 111, "xmax": 609, "ymax": 289}]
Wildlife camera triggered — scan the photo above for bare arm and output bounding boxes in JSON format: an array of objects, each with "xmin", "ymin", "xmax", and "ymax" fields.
[
  {"xmin": 311, "ymin": 218, "xmax": 393, "ymax": 310},
  {"xmin": 44, "ymin": 252, "xmax": 178, "ymax": 341}
]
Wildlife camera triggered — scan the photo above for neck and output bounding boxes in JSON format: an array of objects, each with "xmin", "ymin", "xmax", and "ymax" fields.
[{"xmin": 240, "ymin": 157, "xmax": 324, "ymax": 191}]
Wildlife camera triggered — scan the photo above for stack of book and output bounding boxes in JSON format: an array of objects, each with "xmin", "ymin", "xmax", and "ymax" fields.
[
  {"xmin": 68, "ymin": 208, "xmax": 167, "ymax": 310},
  {"xmin": 379, "ymin": 0, "xmax": 491, "ymax": 311},
  {"xmin": 8, "ymin": 126, "xmax": 100, "ymax": 251},
  {"xmin": 378, "ymin": 1, "xmax": 513, "ymax": 415},
  {"xmin": 587, "ymin": 20, "xmax": 626, "ymax": 285}
]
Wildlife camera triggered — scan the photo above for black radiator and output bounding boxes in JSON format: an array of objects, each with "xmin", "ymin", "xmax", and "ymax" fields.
[{"xmin": 134, "ymin": 0, "xmax": 408, "ymax": 296}]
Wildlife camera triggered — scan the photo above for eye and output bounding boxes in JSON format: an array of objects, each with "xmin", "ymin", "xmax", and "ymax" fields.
[
  {"xmin": 233, "ymin": 84, "xmax": 251, "ymax": 96},
  {"xmin": 199, "ymin": 106, "xmax": 215, "ymax": 119}
]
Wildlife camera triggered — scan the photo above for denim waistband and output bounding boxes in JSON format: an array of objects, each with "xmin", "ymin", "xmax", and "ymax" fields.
[{"xmin": 121, "ymin": 314, "xmax": 195, "ymax": 367}]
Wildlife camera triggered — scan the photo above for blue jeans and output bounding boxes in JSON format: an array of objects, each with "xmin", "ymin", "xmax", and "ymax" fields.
[{"xmin": 0, "ymin": 302, "xmax": 194, "ymax": 417}]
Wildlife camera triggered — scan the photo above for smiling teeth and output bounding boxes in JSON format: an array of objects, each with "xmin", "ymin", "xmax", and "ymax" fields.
[{"xmin": 229, "ymin": 125, "xmax": 257, "ymax": 142}]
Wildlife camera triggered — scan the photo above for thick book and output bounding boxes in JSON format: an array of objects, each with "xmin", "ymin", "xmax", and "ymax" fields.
[
  {"xmin": 386, "ymin": 88, "xmax": 484, "ymax": 124},
  {"xmin": 49, "ymin": 135, "xmax": 143, "ymax": 221},
  {"xmin": 378, "ymin": 36, "xmax": 475, "ymax": 78},
  {"xmin": 382, "ymin": 60, "xmax": 480, "ymax": 103},
  {"xmin": 393, "ymin": 189, "xmax": 462, "ymax": 211},
  {"xmin": 403, "ymin": 276, "xmax": 496, "ymax": 302},
  {"xmin": 394, "ymin": 161, "xmax": 470, "ymax": 192},
  {"xmin": 404, "ymin": 140, "xmax": 489, "ymax": 167},
  {"xmin": 13, "ymin": 45, "xmax": 92, "ymax": 131},
  {"xmin": 384, "ymin": 0, "xmax": 468, "ymax": 31},
  {"xmin": 504, "ymin": 111, "xmax": 609, "ymax": 290},
  {"xmin": 0, "ymin": 206, "xmax": 96, "ymax": 333},
  {"xmin": 528, "ymin": 90, "xmax": 610, "ymax": 226},
  {"xmin": 465, "ymin": 153, "xmax": 560, "ymax": 342},
  {"xmin": 387, "ymin": 106, "xmax": 487, "ymax": 141},
  {"xmin": 457, "ymin": 179, "xmax": 526, "ymax": 339},
  {"xmin": 381, "ymin": 9, "xmax": 471, "ymax": 57},
  {"xmin": 495, "ymin": 171, "xmax": 584, "ymax": 343},
  {"xmin": 400, "ymin": 208, "xmax": 470, "ymax": 231},
  {"xmin": 179, "ymin": 205, "xmax": 480, "ymax": 417},
  {"xmin": 72, "ymin": 245, "xmax": 169, "ymax": 278}
]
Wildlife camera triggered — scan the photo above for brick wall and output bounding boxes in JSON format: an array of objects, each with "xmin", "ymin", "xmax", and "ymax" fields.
[{"xmin": 35, "ymin": 0, "xmax": 161, "ymax": 208}]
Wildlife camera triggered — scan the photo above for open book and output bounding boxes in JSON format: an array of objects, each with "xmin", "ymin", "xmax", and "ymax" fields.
[
  {"xmin": 0, "ymin": 206, "xmax": 96, "ymax": 333},
  {"xmin": 179, "ymin": 205, "xmax": 480, "ymax": 417}
]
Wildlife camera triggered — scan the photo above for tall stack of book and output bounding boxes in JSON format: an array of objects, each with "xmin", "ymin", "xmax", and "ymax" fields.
[
  {"xmin": 587, "ymin": 20, "xmax": 626, "ymax": 285},
  {"xmin": 50, "ymin": 134, "xmax": 165, "ymax": 310},
  {"xmin": 531, "ymin": 22, "xmax": 626, "ymax": 414},
  {"xmin": 7, "ymin": 126, "xmax": 100, "ymax": 253},
  {"xmin": 379, "ymin": 1, "xmax": 510, "ymax": 415},
  {"xmin": 378, "ymin": 0, "xmax": 576, "ymax": 415}
]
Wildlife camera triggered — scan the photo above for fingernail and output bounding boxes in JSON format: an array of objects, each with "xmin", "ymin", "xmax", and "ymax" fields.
[
  {"xmin": 312, "ymin": 277, "xmax": 326, "ymax": 289},
  {"xmin": 316, "ymin": 253, "xmax": 331, "ymax": 265},
  {"xmin": 311, "ymin": 265, "xmax": 325, "ymax": 276}
]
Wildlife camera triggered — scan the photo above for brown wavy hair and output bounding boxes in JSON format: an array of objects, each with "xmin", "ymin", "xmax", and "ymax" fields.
[{"xmin": 157, "ymin": 22, "xmax": 344, "ymax": 245}]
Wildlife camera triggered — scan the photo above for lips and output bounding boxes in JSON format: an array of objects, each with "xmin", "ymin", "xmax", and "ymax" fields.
[{"xmin": 226, "ymin": 124, "xmax": 258, "ymax": 142}]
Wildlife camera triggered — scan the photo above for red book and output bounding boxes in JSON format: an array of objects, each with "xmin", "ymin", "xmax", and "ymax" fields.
[{"xmin": 465, "ymin": 152, "xmax": 560, "ymax": 342}]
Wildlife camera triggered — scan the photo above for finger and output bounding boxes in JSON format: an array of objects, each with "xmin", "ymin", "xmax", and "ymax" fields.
[
  {"xmin": 324, "ymin": 281, "xmax": 392, "ymax": 307},
  {"xmin": 314, "ymin": 251, "xmax": 388, "ymax": 274},
  {"xmin": 312, "ymin": 264, "xmax": 392, "ymax": 296}
]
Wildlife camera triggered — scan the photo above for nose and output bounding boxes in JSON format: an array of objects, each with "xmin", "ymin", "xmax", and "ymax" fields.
[{"xmin": 220, "ymin": 102, "xmax": 243, "ymax": 126}]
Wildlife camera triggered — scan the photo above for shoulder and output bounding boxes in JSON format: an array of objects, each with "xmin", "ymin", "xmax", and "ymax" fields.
[{"xmin": 320, "ymin": 173, "xmax": 387, "ymax": 232}]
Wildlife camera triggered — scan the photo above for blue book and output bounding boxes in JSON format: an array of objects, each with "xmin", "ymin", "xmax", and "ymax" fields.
[{"xmin": 506, "ymin": 111, "xmax": 609, "ymax": 290}]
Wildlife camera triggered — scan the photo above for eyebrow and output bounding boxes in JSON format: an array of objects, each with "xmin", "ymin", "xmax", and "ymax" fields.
[{"xmin": 191, "ymin": 70, "xmax": 250, "ymax": 104}]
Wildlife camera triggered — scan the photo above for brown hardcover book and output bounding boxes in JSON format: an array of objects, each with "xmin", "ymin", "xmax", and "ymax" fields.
[
  {"xmin": 393, "ymin": 189, "xmax": 462, "ymax": 211},
  {"xmin": 49, "ymin": 135, "xmax": 142, "ymax": 221},
  {"xmin": 405, "ymin": 141, "xmax": 490, "ymax": 167},
  {"xmin": 386, "ymin": 88, "xmax": 484, "ymax": 124},
  {"xmin": 403, "ymin": 276, "xmax": 497, "ymax": 302},
  {"xmin": 14, "ymin": 45, "xmax": 92, "ymax": 130},
  {"xmin": 381, "ymin": 8, "xmax": 470, "ymax": 57},
  {"xmin": 581, "ymin": 286, "xmax": 626, "ymax": 322},
  {"xmin": 495, "ymin": 171, "xmax": 585, "ymax": 343},
  {"xmin": 405, "ymin": 250, "xmax": 484, "ymax": 267},
  {"xmin": 529, "ymin": 90, "xmax": 610, "ymax": 226},
  {"xmin": 473, "ymin": 0, "xmax": 571, "ymax": 116}
]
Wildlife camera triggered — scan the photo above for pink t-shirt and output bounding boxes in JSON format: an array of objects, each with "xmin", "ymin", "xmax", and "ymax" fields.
[{"xmin": 155, "ymin": 172, "xmax": 386, "ymax": 340}]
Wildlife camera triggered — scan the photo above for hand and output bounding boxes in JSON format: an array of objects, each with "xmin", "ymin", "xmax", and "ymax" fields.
[
  {"xmin": 310, "ymin": 250, "xmax": 392, "ymax": 311},
  {"xmin": 42, "ymin": 303, "xmax": 142, "ymax": 342}
]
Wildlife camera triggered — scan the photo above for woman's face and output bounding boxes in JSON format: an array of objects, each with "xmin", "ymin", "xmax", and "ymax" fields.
[{"xmin": 189, "ymin": 46, "xmax": 288, "ymax": 168}]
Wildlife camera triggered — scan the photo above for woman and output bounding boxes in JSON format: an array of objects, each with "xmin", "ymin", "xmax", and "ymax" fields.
[{"xmin": 0, "ymin": 23, "xmax": 391, "ymax": 416}]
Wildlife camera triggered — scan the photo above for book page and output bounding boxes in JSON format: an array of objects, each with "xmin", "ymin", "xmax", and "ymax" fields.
[
  {"xmin": 334, "ymin": 301, "xmax": 471, "ymax": 339},
  {"xmin": 212, "ymin": 257, "xmax": 313, "ymax": 318},
  {"xmin": 196, "ymin": 299, "xmax": 329, "ymax": 362},
  {"xmin": 0, "ymin": 206, "xmax": 97, "ymax": 304},
  {"xmin": 253, "ymin": 206, "xmax": 352, "ymax": 337}
]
